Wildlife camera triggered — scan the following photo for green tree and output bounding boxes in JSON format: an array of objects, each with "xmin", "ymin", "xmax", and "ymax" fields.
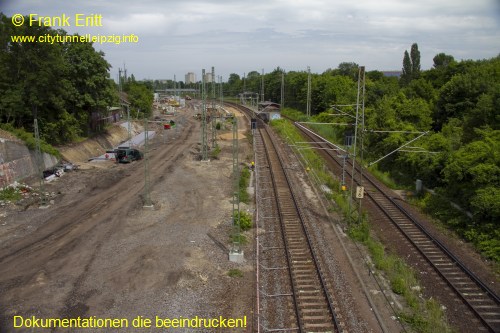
[
  {"xmin": 0, "ymin": 14, "xmax": 119, "ymax": 144},
  {"xmin": 442, "ymin": 129, "xmax": 500, "ymax": 223},
  {"xmin": 400, "ymin": 43, "xmax": 421, "ymax": 86},
  {"xmin": 336, "ymin": 62, "xmax": 359, "ymax": 80},
  {"xmin": 410, "ymin": 43, "xmax": 421, "ymax": 79},
  {"xmin": 227, "ymin": 73, "xmax": 241, "ymax": 96},
  {"xmin": 125, "ymin": 81, "xmax": 153, "ymax": 117},
  {"xmin": 433, "ymin": 53, "xmax": 455, "ymax": 68},
  {"xmin": 401, "ymin": 50, "xmax": 412, "ymax": 86},
  {"xmin": 63, "ymin": 38, "xmax": 115, "ymax": 135}
]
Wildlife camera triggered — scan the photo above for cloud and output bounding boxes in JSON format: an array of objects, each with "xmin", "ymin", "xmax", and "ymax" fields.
[{"xmin": 2, "ymin": 0, "xmax": 499, "ymax": 79}]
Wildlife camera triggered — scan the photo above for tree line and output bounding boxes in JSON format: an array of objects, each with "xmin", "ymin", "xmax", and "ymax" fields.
[
  {"xmin": 0, "ymin": 14, "xmax": 152, "ymax": 145},
  {"xmin": 223, "ymin": 44, "xmax": 499, "ymax": 260}
]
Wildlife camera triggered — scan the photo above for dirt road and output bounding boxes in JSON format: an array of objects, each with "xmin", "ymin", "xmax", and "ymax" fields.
[{"xmin": 0, "ymin": 103, "xmax": 254, "ymax": 332}]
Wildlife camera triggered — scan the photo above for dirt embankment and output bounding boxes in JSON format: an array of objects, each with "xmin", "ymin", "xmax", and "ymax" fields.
[{"xmin": 58, "ymin": 122, "xmax": 144, "ymax": 163}]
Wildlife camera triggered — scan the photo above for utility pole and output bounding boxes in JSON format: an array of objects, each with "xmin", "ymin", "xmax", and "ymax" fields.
[
  {"xmin": 243, "ymin": 72, "xmax": 246, "ymax": 94},
  {"xmin": 143, "ymin": 116, "xmax": 153, "ymax": 209},
  {"xmin": 211, "ymin": 66, "xmax": 217, "ymax": 148},
  {"xmin": 280, "ymin": 71, "xmax": 285, "ymax": 109},
  {"xmin": 201, "ymin": 69, "xmax": 209, "ymax": 160},
  {"xmin": 261, "ymin": 69, "xmax": 265, "ymax": 102},
  {"xmin": 357, "ymin": 66, "xmax": 366, "ymax": 221},
  {"xmin": 229, "ymin": 116, "xmax": 243, "ymax": 262},
  {"xmin": 219, "ymin": 75, "xmax": 224, "ymax": 108},
  {"xmin": 348, "ymin": 66, "xmax": 365, "ymax": 223},
  {"xmin": 127, "ymin": 105, "xmax": 131, "ymax": 147},
  {"xmin": 33, "ymin": 117, "xmax": 47, "ymax": 207},
  {"xmin": 306, "ymin": 66, "xmax": 311, "ymax": 118}
]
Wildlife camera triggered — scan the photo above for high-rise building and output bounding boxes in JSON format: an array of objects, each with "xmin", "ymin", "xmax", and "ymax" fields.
[
  {"xmin": 203, "ymin": 72, "xmax": 213, "ymax": 83},
  {"xmin": 185, "ymin": 72, "xmax": 196, "ymax": 84}
]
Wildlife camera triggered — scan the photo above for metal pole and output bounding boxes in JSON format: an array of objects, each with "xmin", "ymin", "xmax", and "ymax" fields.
[
  {"xmin": 232, "ymin": 117, "xmax": 240, "ymax": 250},
  {"xmin": 127, "ymin": 105, "xmax": 131, "ymax": 147},
  {"xmin": 281, "ymin": 72, "xmax": 285, "ymax": 109},
  {"xmin": 34, "ymin": 117, "xmax": 47, "ymax": 206},
  {"xmin": 201, "ymin": 69, "xmax": 208, "ymax": 160},
  {"xmin": 220, "ymin": 76, "xmax": 224, "ymax": 107},
  {"xmin": 212, "ymin": 67, "xmax": 217, "ymax": 148},
  {"xmin": 306, "ymin": 66, "xmax": 311, "ymax": 118},
  {"xmin": 358, "ymin": 66, "xmax": 366, "ymax": 221},
  {"xmin": 348, "ymin": 67, "xmax": 362, "ymax": 223},
  {"xmin": 261, "ymin": 68, "xmax": 265, "ymax": 102},
  {"xmin": 143, "ymin": 116, "xmax": 152, "ymax": 208}
]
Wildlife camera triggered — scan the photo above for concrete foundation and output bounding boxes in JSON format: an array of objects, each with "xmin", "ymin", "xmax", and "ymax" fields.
[
  {"xmin": 229, "ymin": 249, "xmax": 244, "ymax": 263},
  {"xmin": 142, "ymin": 204, "xmax": 154, "ymax": 210}
]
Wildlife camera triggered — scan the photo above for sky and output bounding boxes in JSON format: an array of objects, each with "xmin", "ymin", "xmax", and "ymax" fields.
[{"xmin": 2, "ymin": 0, "xmax": 500, "ymax": 82}]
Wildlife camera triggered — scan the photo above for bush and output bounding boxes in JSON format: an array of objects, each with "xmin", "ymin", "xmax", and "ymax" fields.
[
  {"xmin": 230, "ymin": 233, "xmax": 247, "ymax": 245},
  {"xmin": 234, "ymin": 210, "xmax": 252, "ymax": 231},
  {"xmin": 0, "ymin": 123, "xmax": 61, "ymax": 158},
  {"xmin": 210, "ymin": 145, "xmax": 221, "ymax": 159},
  {"xmin": 238, "ymin": 166, "xmax": 251, "ymax": 204}
]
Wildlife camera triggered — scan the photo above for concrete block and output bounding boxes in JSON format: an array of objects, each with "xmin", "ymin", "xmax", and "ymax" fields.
[{"xmin": 229, "ymin": 250, "xmax": 244, "ymax": 263}]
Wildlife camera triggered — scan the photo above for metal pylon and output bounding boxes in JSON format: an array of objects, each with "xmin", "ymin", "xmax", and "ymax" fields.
[
  {"xmin": 232, "ymin": 117, "xmax": 241, "ymax": 250},
  {"xmin": 201, "ymin": 69, "xmax": 208, "ymax": 160},
  {"xmin": 34, "ymin": 118, "xmax": 47, "ymax": 206},
  {"xmin": 211, "ymin": 66, "xmax": 217, "ymax": 148},
  {"xmin": 348, "ymin": 66, "xmax": 365, "ymax": 223},
  {"xmin": 306, "ymin": 66, "xmax": 311, "ymax": 118},
  {"xmin": 143, "ymin": 116, "xmax": 152, "ymax": 208}
]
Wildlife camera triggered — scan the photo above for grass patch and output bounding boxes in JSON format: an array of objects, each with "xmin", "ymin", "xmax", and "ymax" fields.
[
  {"xmin": 367, "ymin": 165, "xmax": 399, "ymax": 189},
  {"xmin": 227, "ymin": 268, "xmax": 244, "ymax": 278},
  {"xmin": 0, "ymin": 186, "xmax": 23, "ymax": 202}
]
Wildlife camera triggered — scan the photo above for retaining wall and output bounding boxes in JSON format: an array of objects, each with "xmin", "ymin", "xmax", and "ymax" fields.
[{"xmin": 0, "ymin": 139, "xmax": 58, "ymax": 188}]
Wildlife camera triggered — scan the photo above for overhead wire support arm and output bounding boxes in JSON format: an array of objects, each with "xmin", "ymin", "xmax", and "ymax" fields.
[
  {"xmin": 330, "ymin": 106, "xmax": 358, "ymax": 119},
  {"xmin": 366, "ymin": 129, "xmax": 427, "ymax": 134},
  {"xmin": 368, "ymin": 131, "xmax": 429, "ymax": 166},
  {"xmin": 298, "ymin": 121, "xmax": 355, "ymax": 126},
  {"xmin": 294, "ymin": 122, "xmax": 348, "ymax": 154}
]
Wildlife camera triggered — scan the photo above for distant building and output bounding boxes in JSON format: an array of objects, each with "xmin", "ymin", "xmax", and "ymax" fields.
[
  {"xmin": 382, "ymin": 71, "xmax": 402, "ymax": 77},
  {"xmin": 185, "ymin": 72, "xmax": 196, "ymax": 84},
  {"xmin": 257, "ymin": 101, "xmax": 281, "ymax": 122},
  {"xmin": 203, "ymin": 72, "xmax": 213, "ymax": 83}
]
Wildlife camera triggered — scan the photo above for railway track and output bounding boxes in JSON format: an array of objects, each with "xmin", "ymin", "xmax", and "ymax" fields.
[
  {"xmin": 226, "ymin": 102, "xmax": 343, "ymax": 331},
  {"xmin": 258, "ymin": 123, "xmax": 341, "ymax": 332},
  {"xmin": 292, "ymin": 121, "xmax": 500, "ymax": 332}
]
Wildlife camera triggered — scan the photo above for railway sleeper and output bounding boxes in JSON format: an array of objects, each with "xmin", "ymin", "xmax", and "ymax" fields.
[
  {"xmin": 285, "ymin": 233, "xmax": 305, "ymax": 240},
  {"xmin": 292, "ymin": 269, "xmax": 316, "ymax": 275},
  {"xmin": 297, "ymin": 289, "xmax": 322, "ymax": 294},
  {"xmin": 291, "ymin": 265, "xmax": 315, "ymax": 272},
  {"xmin": 297, "ymin": 295, "xmax": 328, "ymax": 302},
  {"xmin": 291, "ymin": 268, "xmax": 316, "ymax": 275},
  {"xmin": 293, "ymin": 279, "xmax": 319, "ymax": 287},
  {"xmin": 300, "ymin": 308, "xmax": 330, "ymax": 315},
  {"xmin": 291, "ymin": 259, "xmax": 315, "ymax": 265},
  {"xmin": 293, "ymin": 275, "xmax": 317, "ymax": 282},
  {"xmin": 302, "ymin": 315, "xmax": 334, "ymax": 323},
  {"xmin": 301, "ymin": 321, "xmax": 336, "ymax": 330},
  {"xmin": 288, "ymin": 249, "xmax": 308, "ymax": 255}
]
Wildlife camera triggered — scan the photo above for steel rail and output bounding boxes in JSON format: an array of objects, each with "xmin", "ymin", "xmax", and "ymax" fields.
[{"xmin": 292, "ymin": 119, "xmax": 500, "ymax": 333}]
